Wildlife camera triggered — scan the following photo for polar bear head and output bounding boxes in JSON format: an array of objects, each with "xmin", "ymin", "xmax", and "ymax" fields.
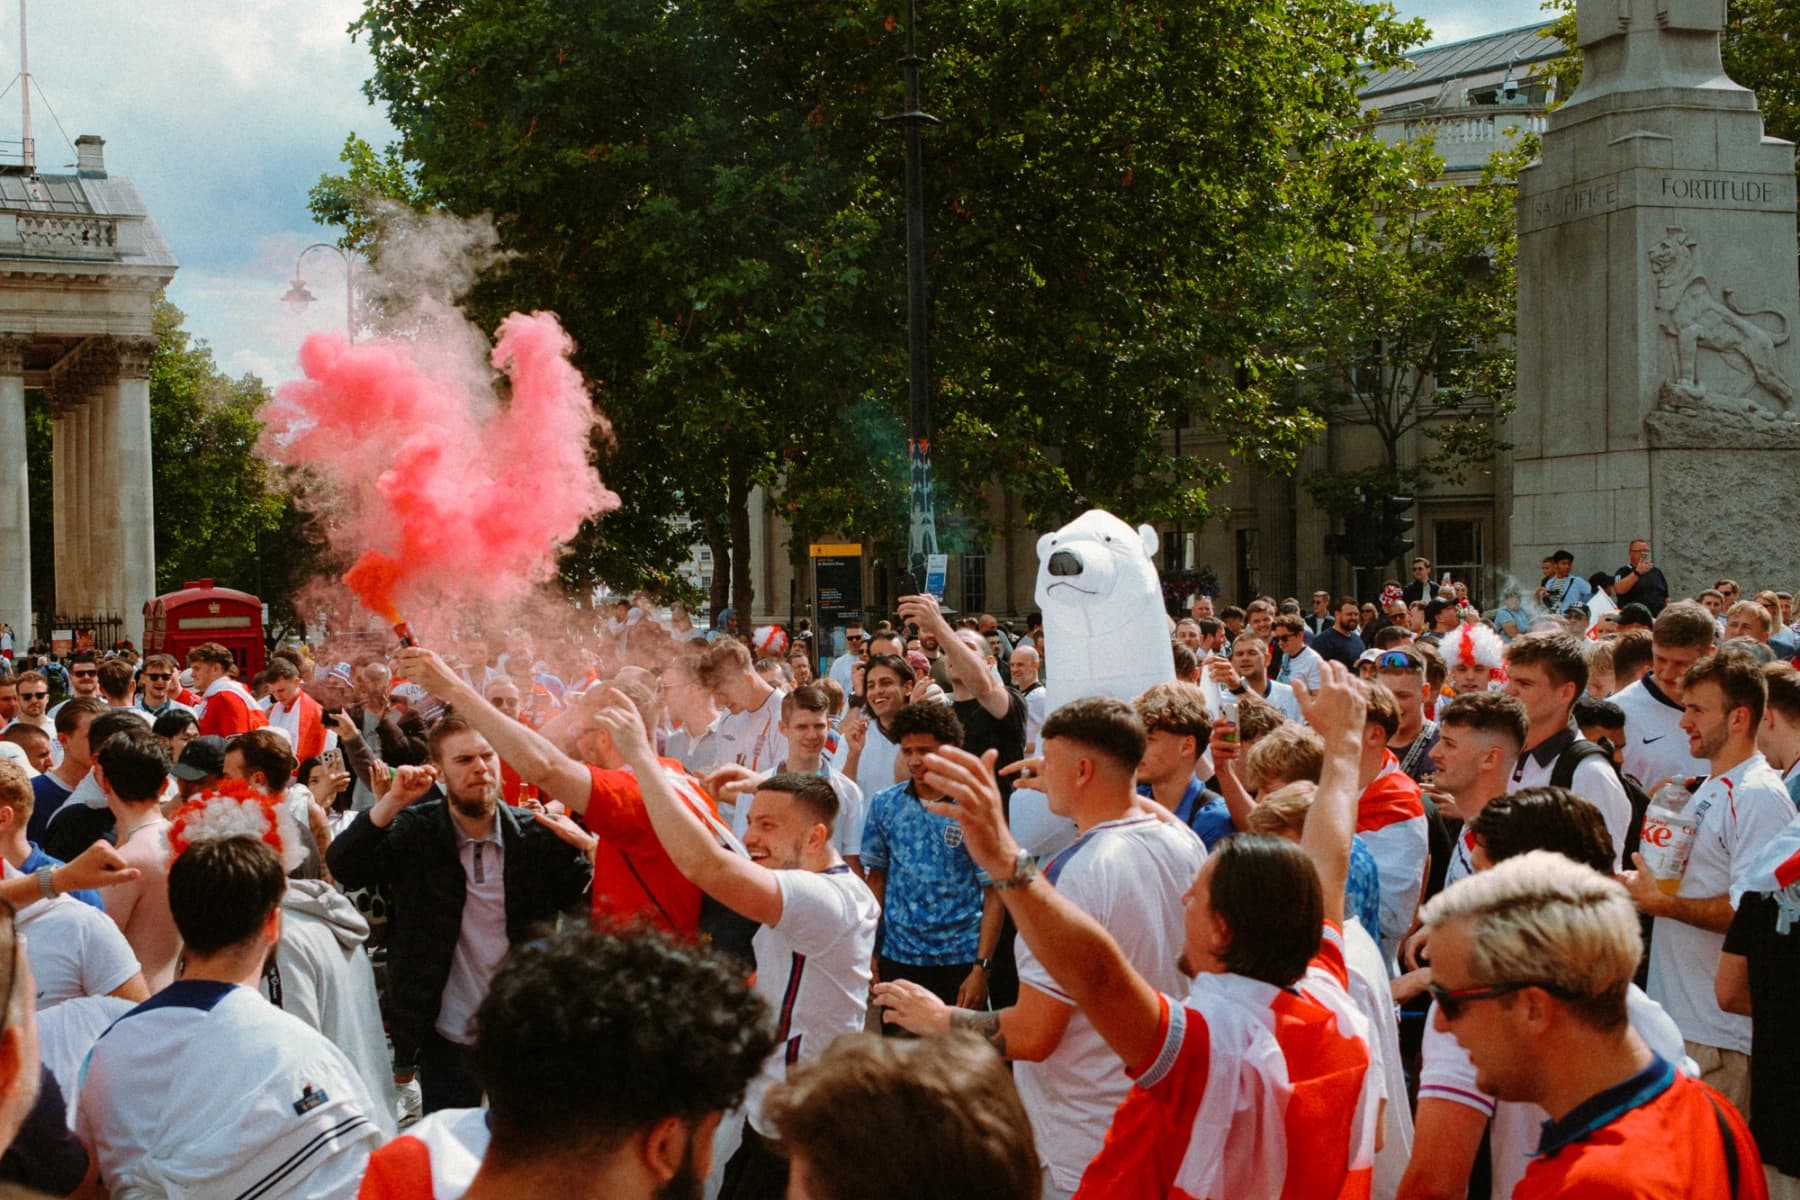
[{"xmin": 1035, "ymin": 510, "xmax": 1162, "ymax": 638}]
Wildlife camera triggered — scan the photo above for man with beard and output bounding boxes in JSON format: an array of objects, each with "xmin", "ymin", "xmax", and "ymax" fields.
[
  {"xmin": 360, "ymin": 932, "xmax": 774, "ymax": 1200},
  {"xmin": 327, "ymin": 715, "xmax": 592, "ymax": 1114}
]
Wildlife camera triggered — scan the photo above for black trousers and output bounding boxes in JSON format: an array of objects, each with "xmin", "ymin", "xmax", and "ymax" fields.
[
  {"xmin": 878, "ymin": 956, "xmax": 976, "ymax": 1038},
  {"xmin": 418, "ymin": 1029, "xmax": 483, "ymax": 1113},
  {"xmin": 718, "ymin": 1126, "xmax": 789, "ymax": 1200}
]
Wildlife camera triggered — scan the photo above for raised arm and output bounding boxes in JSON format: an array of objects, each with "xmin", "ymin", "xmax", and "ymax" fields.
[
  {"xmin": 393, "ymin": 646, "xmax": 593, "ymax": 812},
  {"xmin": 588, "ymin": 689, "xmax": 782, "ymax": 927},
  {"xmin": 900, "ymin": 594, "xmax": 1008, "ymax": 718},
  {"xmin": 917, "ymin": 745, "xmax": 1165, "ymax": 1070},
  {"xmin": 0, "ymin": 841, "xmax": 139, "ymax": 908},
  {"xmin": 1291, "ymin": 661, "xmax": 1366, "ymax": 927}
]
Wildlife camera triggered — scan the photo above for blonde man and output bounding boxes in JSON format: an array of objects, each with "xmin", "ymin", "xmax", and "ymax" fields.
[{"xmin": 1419, "ymin": 853, "xmax": 1759, "ymax": 1199}]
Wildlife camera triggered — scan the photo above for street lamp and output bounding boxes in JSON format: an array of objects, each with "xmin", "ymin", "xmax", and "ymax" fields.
[
  {"xmin": 281, "ymin": 243, "xmax": 359, "ymax": 342},
  {"xmin": 881, "ymin": 0, "xmax": 943, "ymax": 593}
]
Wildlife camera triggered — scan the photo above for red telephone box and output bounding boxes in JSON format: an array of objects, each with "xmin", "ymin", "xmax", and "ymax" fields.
[{"xmin": 143, "ymin": 580, "xmax": 266, "ymax": 677}]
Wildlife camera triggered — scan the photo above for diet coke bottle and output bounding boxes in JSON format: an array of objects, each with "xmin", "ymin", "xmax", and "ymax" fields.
[{"xmin": 1638, "ymin": 782, "xmax": 1700, "ymax": 896}]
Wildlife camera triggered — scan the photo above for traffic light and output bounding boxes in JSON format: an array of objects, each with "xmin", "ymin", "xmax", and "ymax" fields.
[
  {"xmin": 1325, "ymin": 491, "xmax": 1414, "ymax": 569},
  {"xmin": 1374, "ymin": 494, "xmax": 1415, "ymax": 565}
]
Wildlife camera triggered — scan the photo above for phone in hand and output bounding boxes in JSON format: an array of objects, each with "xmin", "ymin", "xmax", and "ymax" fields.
[{"xmin": 321, "ymin": 747, "xmax": 343, "ymax": 773}]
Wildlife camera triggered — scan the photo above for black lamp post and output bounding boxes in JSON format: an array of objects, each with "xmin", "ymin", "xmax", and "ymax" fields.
[{"xmin": 882, "ymin": 0, "xmax": 943, "ymax": 592}]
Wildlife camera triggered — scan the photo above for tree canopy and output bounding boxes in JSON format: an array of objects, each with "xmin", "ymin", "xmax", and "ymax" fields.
[{"xmin": 320, "ymin": 0, "xmax": 1429, "ymax": 614}]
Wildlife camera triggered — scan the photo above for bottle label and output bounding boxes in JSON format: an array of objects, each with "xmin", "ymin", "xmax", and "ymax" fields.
[{"xmin": 1640, "ymin": 810, "xmax": 1699, "ymax": 894}]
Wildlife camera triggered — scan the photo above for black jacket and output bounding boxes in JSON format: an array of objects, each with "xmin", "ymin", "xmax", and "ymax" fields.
[{"xmin": 326, "ymin": 800, "xmax": 590, "ymax": 1065}]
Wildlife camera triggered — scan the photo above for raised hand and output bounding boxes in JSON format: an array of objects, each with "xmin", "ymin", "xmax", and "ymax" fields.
[
  {"xmin": 998, "ymin": 755, "xmax": 1046, "ymax": 794},
  {"xmin": 392, "ymin": 647, "xmax": 462, "ymax": 699},
  {"xmin": 897, "ymin": 593, "xmax": 954, "ymax": 641},
  {"xmin": 384, "ymin": 764, "xmax": 439, "ymax": 810},
  {"xmin": 1291, "ymin": 660, "xmax": 1367, "ymax": 744},
  {"xmin": 585, "ymin": 686, "xmax": 655, "ymax": 764}
]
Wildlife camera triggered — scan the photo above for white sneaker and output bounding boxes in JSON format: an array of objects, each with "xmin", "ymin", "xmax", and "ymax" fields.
[{"xmin": 395, "ymin": 1077, "xmax": 423, "ymax": 1130}]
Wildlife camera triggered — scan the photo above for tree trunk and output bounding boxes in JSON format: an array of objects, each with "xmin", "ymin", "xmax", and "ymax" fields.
[
  {"xmin": 707, "ymin": 531, "xmax": 731, "ymax": 626},
  {"xmin": 728, "ymin": 451, "xmax": 754, "ymax": 627}
]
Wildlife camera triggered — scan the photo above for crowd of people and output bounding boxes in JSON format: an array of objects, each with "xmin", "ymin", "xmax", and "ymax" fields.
[{"xmin": 0, "ymin": 534, "xmax": 1794, "ymax": 1198}]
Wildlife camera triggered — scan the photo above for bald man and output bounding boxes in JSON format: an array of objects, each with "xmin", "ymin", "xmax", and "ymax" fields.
[{"xmin": 1009, "ymin": 645, "xmax": 1047, "ymax": 755}]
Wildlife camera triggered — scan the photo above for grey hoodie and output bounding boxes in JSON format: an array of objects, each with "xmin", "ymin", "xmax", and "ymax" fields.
[{"xmin": 269, "ymin": 880, "xmax": 397, "ymax": 1136}]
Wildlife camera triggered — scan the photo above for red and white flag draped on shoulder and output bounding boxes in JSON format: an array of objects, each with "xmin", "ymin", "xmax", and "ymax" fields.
[{"xmin": 1073, "ymin": 922, "xmax": 1377, "ymax": 1200}]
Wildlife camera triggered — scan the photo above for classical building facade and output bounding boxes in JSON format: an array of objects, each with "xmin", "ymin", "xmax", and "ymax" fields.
[
  {"xmin": 0, "ymin": 135, "xmax": 178, "ymax": 647},
  {"xmin": 742, "ymin": 25, "xmax": 1561, "ymax": 628}
]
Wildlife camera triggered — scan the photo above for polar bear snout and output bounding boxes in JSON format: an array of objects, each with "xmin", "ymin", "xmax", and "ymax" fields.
[{"xmin": 1048, "ymin": 550, "xmax": 1084, "ymax": 577}]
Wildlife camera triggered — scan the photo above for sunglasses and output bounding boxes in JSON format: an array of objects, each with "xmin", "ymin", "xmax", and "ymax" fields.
[
  {"xmin": 18, "ymin": 691, "xmax": 46, "ymax": 700},
  {"xmin": 144, "ymin": 672, "xmax": 172, "ymax": 681},
  {"xmin": 1427, "ymin": 979, "xmax": 1573, "ymax": 1021},
  {"xmin": 1377, "ymin": 651, "xmax": 1420, "ymax": 671},
  {"xmin": 71, "ymin": 669, "xmax": 97, "ymax": 678}
]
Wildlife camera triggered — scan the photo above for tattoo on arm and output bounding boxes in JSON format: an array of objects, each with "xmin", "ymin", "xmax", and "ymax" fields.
[{"xmin": 951, "ymin": 1008, "xmax": 1007, "ymax": 1057}]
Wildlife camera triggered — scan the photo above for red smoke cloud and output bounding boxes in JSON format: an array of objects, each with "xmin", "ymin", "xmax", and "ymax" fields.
[{"xmin": 264, "ymin": 311, "xmax": 618, "ymax": 625}]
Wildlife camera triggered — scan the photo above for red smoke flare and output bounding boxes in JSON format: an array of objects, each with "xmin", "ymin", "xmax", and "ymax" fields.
[{"xmin": 264, "ymin": 311, "xmax": 618, "ymax": 625}]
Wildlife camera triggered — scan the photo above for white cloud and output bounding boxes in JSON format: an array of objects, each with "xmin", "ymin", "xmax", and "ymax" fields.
[
  {"xmin": 0, "ymin": 2, "xmax": 394, "ymax": 384},
  {"xmin": 1396, "ymin": 0, "xmax": 1553, "ymax": 44}
]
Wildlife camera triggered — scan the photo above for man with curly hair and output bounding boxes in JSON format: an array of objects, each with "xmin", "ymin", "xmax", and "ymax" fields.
[
  {"xmin": 860, "ymin": 703, "xmax": 1003, "ymax": 1021},
  {"xmin": 360, "ymin": 930, "xmax": 775, "ymax": 1200}
]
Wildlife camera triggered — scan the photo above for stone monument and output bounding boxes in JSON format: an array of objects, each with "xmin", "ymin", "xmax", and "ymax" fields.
[
  {"xmin": 1510, "ymin": 0, "xmax": 1799, "ymax": 595},
  {"xmin": 0, "ymin": 135, "xmax": 176, "ymax": 647}
]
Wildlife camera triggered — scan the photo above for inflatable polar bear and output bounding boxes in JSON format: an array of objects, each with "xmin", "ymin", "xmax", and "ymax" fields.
[
  {"xmin": 1013, "ymin": 509, "xmax": 1213, "ymax": 861},
  {"xmin": 1036, "ymin": 508, "xmax": 1199, "ymax": 714}
]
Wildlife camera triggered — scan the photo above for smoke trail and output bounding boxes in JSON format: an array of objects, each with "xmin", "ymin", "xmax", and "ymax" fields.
[{"xmin": 263, "ymin": 312, "xmax": 618, "ymax": 626}]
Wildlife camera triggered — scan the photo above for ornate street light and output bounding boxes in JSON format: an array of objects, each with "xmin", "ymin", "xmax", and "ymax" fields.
[{"xmin": 281, "ymin": 243, "xmax": 359, "ymax": 342}]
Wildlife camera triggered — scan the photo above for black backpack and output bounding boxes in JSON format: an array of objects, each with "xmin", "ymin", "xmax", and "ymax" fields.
[{"xmin": 1550, "ymin": 739, "xmax": 1653, "ymax": 861}]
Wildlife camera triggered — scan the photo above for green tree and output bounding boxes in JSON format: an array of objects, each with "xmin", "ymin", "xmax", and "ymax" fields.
[
  {"xmin": 331, "ymin": 0, "xmax": 899, "ymax": 619},
  {"xmin": 1289, "ymin": 134, "xmax": 1525, "ymax": 521},
  {"xmin": 327, "ymin": 0, "xmax": 1427, "ymax": 614},
  {"xmin": 146, "ymin": 301, "xmax": 321, "ymax": 643}
]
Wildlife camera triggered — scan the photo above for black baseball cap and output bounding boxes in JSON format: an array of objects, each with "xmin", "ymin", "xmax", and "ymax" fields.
[
  {"xmin": 1616, "ymin": 603, "xmax": 1655, "ymax": 630},
  {"xmin": 170, "ymin": 735, "xmax": 228, "ymax": 782}
]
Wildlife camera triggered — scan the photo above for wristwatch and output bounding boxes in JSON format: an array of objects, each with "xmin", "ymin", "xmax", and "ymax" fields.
[
  {"xmin": 35, "ymin": 865, "xmax": 56, "ymax": 900},
  {"xmin": 973, "ymin": 957, "xmax": 992, "ymax": 972},
  {"xmin": 992, "ymin": 849, "xmax": 1039, "ymax": 892}
]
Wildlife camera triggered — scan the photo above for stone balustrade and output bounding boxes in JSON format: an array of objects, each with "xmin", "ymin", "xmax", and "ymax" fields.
[{"xmin": 0, "ymin": 211, "xmax": 141, "ymax": 259}]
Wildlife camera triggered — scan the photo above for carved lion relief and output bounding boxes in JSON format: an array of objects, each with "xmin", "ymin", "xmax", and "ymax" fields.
[{"xmin": 1649, "ymin": 226, "xmax": 1794, "ymax": 409}]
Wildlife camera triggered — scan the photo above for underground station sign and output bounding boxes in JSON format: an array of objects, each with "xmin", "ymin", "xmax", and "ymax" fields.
[{"xmin": 809, "ymin": 543, "xmax": 863, "ymax": 629}]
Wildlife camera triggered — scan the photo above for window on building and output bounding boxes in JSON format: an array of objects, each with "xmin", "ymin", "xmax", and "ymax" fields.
[
  {"xmin": 1235, "ymin": 529, "xmax": 1260, "ymax": 604},
  {"xmin": 1161, "ymin": 531, "xmax": 1195, "ymax": 577},
  {"xmin": 961, "ymin": 553, "xmax": 987, "ymax": 617},
  {"xmin": 1434, "ymin": 518, "xmax": 1487, "ymax": 609}
]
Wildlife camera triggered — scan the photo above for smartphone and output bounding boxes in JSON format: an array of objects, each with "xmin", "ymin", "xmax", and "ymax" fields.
[{"xmin": 321, "ymin": 747, "xmax": 343, "ymax": 773}]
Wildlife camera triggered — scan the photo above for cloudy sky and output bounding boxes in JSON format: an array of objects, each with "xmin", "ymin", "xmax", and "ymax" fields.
[{"xmin": 0, "ymin": 0, "xmax": 1549, "ymax": 388}]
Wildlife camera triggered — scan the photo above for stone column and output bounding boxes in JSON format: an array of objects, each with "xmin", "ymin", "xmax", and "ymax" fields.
[
  {"xmin": 87, "ymin": 345, "xmax": 123, "ymax": 621},
  {"xmin": 113, "ymin": 338, "xmax": 157, "ymax": 647},
  {"xmin": 51, "ymin": 411, "xmax": 67, "ymax": 619},
  {"xmin": 0, "ymin": 336, "xmax": 30, "ymax": 648},
  {"xmin": 71, "ymin": 402, "xmax": 92, "ymax": 615}
]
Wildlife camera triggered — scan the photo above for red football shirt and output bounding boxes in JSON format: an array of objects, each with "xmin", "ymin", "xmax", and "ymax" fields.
[
  {"xmin": 1514, "ymin": 1058, "xmax": 1765, "ymax": 1200},
  {"xmin": 584, "ymin": 759, "xmax": 725, "ymax": 937}
]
